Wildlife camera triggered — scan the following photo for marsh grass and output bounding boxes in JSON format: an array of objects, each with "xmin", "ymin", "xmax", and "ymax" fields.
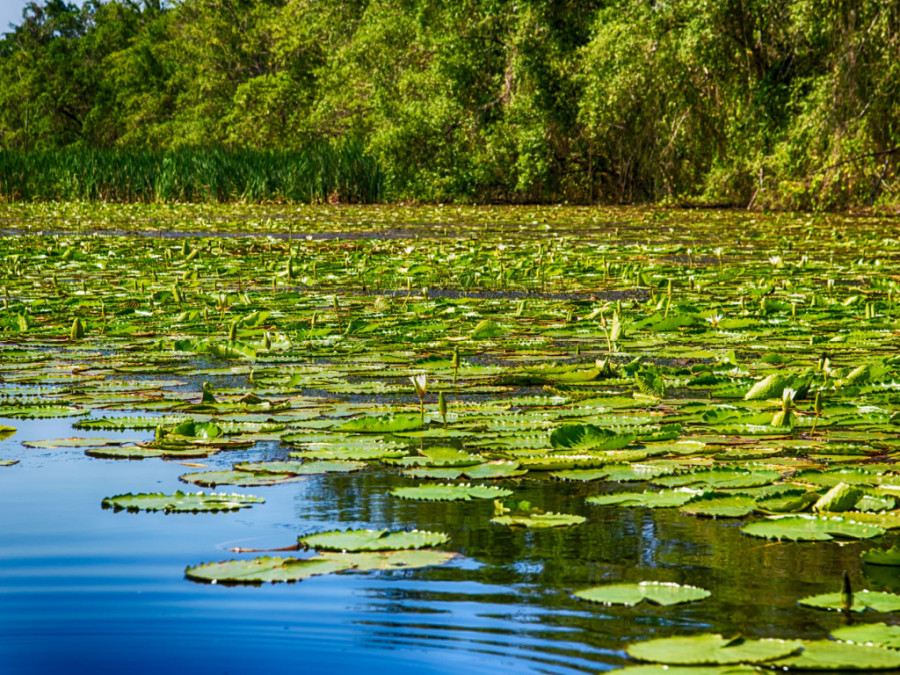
[{"xmin": 0, "ymin": 141, "xmax": 383, "ymax": 204}]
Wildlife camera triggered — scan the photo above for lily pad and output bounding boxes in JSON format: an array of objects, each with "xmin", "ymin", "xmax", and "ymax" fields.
[
  {"xmin": 23, "ymin": 437, "xmax": 141, "ymax": 449},
  {"xmin": 319, "ymin": 549, "xmax": 458, "ymax": 571},
  {"xmin": 390, "ymin": 484, "xmax": 513, "ymax": 501},
  {"xmin": 773, "ymin": 639, "xmax": 900, "ymax": 670},
  {"xmin": 490, "ymin": 512, "xmax": 586, "ymax": 528},
  {"xmin": 741, "ymin": 515, "xmax": 886, "ymax": 541},
  {"xmin": 549, "ymin": 424, "xmax": 635, "ymax": 451},
  {"xmin": 339, "ymin": 413, "xmax": 425, "ymax": 433},
  {"xmin": 831, "ymin": 622, "xmax": 900, "ymax": 649},
  {"xmin": 588, "ymin": 489, "xmax": 699, "ymax": 509},
  {"xmin": 574, "ymin": 581, "xmax": 710, "ymax": 606},
  {"xmin": 615, "ymin": 668, "xmax": 764, "ymax": 675},
  {"xmin": 185, "ymin": 556, "xmax": 351, "ymax": 584},
  {"xmin": 798, "ymin": 589, "xmax": 900, "ymax": 613},
  {"xmin": 680, "ymin": 494, "xmax": 758, "ymax": 518},
  {"xmin": 179, "ymin": 470, "xmax": 304, "ymax": 487},
  {"xmin": 298, "ymin": 528, "xmax": 449, "ymax": 551},
  {"xmin": 233, "ymin": 460, "xmax": 366, "ymax": 475},
  {"xmin": 627, "ymin": 633, "xmax": 803, "ymax": 665},
  {"xmin": 102, "ymin": 491, "xmax": 264, "ymax": 512},
  {"xmin": 861, "ymin": 545, "xmax": 900, "ymax": 566}
]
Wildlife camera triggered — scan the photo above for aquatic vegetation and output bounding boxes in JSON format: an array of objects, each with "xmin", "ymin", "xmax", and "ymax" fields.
[
  {"xmin": 3, "ymin": 204, "xmax": 900, "ymax": 670},
  {"xmin": 574, "ymin": 581, "xmax": 710, "ymax": 607}
]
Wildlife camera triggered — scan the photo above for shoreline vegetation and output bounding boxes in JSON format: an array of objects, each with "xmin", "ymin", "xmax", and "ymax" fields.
[{"xmin": 1, "ymin": 0, "xmax": 899, "ymax": 211}]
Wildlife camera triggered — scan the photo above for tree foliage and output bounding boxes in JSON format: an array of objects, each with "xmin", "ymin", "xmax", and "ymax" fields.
[{"xmin": 1, "ymin": 0, "xmax": 898, "ymax": 208}]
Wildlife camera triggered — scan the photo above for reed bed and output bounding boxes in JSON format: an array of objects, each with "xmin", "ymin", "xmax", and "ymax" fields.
[{"xmin": 0, "ymin": 142, "xmax": 384, "ymax": 203}]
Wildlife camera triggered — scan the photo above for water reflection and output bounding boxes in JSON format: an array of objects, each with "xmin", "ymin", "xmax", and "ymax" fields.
[{"xmin": 1, "ymin": 418, "xmax": 883, "ymax": 674}]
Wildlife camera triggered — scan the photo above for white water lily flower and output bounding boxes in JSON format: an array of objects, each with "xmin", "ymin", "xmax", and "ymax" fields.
[
  {"xmin": 705, "ymin": 313, "xmax": 724, "ymax": 328},
  {"xmin": 410, "ymin": 374, "xmax": 427, "ymax": 399}
]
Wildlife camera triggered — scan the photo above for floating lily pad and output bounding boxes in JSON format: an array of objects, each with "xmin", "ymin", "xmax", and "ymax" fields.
[
  {"xmin": 339, "ymin": 413, "xmax": 425, "ymax": 433},
  {"xmin": 185, "ymin": 556, "xmax": 351, "ymax": 584},
  {"xmin": 773, "ymin": 639, "xmax": 900, "ymax": 670},
  {"xmin": 462, "ymin": 461, "xmax": 525, "ymax": 479},
  {"xmin": 417, "ymin": 446, "xmax": 483, "ymax": 467},
  {"xmin": 233, "ymin": 460, "xmax": 366, "ymax": 475},
  {"xmin": 588, "ymin": 489, "xmax": 699, "ymax": 509},
  {"xmin": 549, "ymin": 424, "xmax": 635, "ymax": 451},
  {"xmin": 574, "ymin": 581, "xmax": 710, "ymax": 606},
  {"xmin": 615, "ymin": 667, "xmax": 764, "ymax": 675},
  {"xmin": 0, "ymin": 459, "xmax": 19, "ymax": 466},
  {"xmin": 319, "ymin": 549, "xmax": 458, "ymax": 571},
  {"xmin": 741, "ymin": 515, "xmax": 886, "ymax": 541},
  {"xmin": 831, "ymin": 622, "xmax": 900, "ymax": 649},
  {"xmin": 24, "ymin": 437, "xmax": 141, "ymax": 449},
  {"xmin": 400, "ymin": 467, "xmax": 465, "ymax": 480},
  {"xmin": 400, "ymin": 482, "xmax": 513, "ymax": 501},
  {"xmin": 654, "ymin": 468, "xmax": 779, "ymax": 490},
  {"xmin": 861, "ymin": 545, "xmax": 900, "ymax": 566},
  {"xmin": 0, "ymin": 406, "xmax": 89, "ymax": 419},
  {"xmin": 102, "ymin": 491, "xmax": 264, "ymax": 512},
  {"xmin": 298, "ymin": 528, "xmax": 449, "ymax": 551},
  {"xmin": 798, "ymin": 589, "xmax": 900, "ymax": 613},
  {"xmin": 490, "ymin": 512, "xmax": 586, "ymax": 528},
  {"xmin": 289, "ymin": 447, "xmax": 407, "ymax": 461},
  {"xmin": 85, "ymin": 445, "xmax": 168, "ymax": 459},
  {"xmin": 626, "ymin": 633, "xmax": 803, "ymax": 665},
  {"xmin": 179, "ymin": 470, "xmax": 304, "ymax": 487},
  {"xmin": 518, "ymin": 451, "xmax": 646, "ymax": 471},
  {"xmin": 680, "ymin": 494, "xmax": 758, "ymax": 518}
]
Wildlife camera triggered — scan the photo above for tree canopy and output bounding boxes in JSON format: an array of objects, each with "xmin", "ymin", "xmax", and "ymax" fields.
[{"xmin": 1, "ymin": 0, "xmax": 898, "ymax": 208}]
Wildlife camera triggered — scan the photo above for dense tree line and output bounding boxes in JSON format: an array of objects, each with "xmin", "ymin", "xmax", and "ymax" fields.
[{"xmin": 1, "ymin": 0, "xmax": 898, "ymax": 208}]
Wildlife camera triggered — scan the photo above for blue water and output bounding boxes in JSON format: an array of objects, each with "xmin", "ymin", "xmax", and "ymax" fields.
[
  {"xmin": 0, "ymin": 416, "xmax": 617, "ymax": 674},
  {"xmin": 0, "ymin": 410, "xmax": 864, "ymax": 675}
]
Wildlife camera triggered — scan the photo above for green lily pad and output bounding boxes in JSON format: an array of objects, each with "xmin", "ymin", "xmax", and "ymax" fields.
[
  {"xmin": 549, "ymin": 424, "xmax": 635, "ymax": 451},
  {"xmin": 417, "ymin": 445, "xmax": 483, "ymax": 467},
  {"xmin": 0, "ymin": 459, "xmax": 19, "ymax": 466},
  {"xmin": 23, "ymin": 437, "xmax": 141, "ymax": 449},
  {"xmin": 552, "ymin": 462, "xmax": 677, "ymax": 482},
  {"xmin": 588, "ymin": 488, "xmax": 699, "ymax": 509},
  {"xmin": 798, "ymin": 589, "xmax": 900, "ymax": 613},
  {"xmin": 574, "ymin": 581, "xmax": 710, "ymax": 606},
  {"xmin": 627, "ymin": 633, "xmax": 803, "ymax": 665},
  {"xmin": 490, "ymin": 512, "xmax": 586, "ymax": 528},
  {"xmin": 233, "ymin": 460, "xmax": 366, "ymax": 475},
  {"xmin": 390, "ymin": 484, "xmax": 513, "ymax": 501},
  {"xmin": 813, "ymin": 482, "xmax": 863, "ymax": 512},
  {"xmin": 339, "ymin": 413, "xmax": 425, "ymax": 433},
  {"xmin": 680, "ymin": 494, "xmax": 758, "ymax": 518},
  {"xmin": 185, "ymin": 556, "xmax": 351, "ymax": 584},
  {"xmin": 741, "ymin": 515, "xmax": 886, "ymax": 541},
  {"xmin": 614, "ymin": 667, "xmax": 764, "ymax": 675},
  {"xmin": 773, "ymin": 639, "xmax": 900, "ymax": 670},
  {"xmin": 172, "ymin": 421, "xmax": 221, "ymax": 439},
  {"xmin": 831, "ymin": 622, "xmax": 900, "ymax": 649},
  {"xmin": 0, "ymin": 406, "xmax": 89, "ymax": 419},
  {"xmin": 744, "ymin": 373, "xmax": 792, "ymax": 401},
  {"xmin": 289, "ymin": 447, "xmax": 408, "ymax": 461},
  {"xmin": 102, "ymin": 491, "xmax": 264, "ymax": 512},
  {"xmin": 653, "ymin": 468, "xmax": 779, "ymax": 490},
  {"xmin": 179, "ymin": 470, "xmax": 304, "ymax": 487},
  {"xmin": 400, "ymin": 467, "xmax": 465, "ymax": 480},
  {"xmin": 862, "ymin": 545, "xmax": 900, "ymax": 566},
  {"xmin": 85, "ymin": 445, "xmax": 169, "ymax": 459},
  {"xmin": 298, "ymin": 528, "xmax": 449, "ymax": 551},
  {"xmin": 462, "ymin": 460, "xmax": 525, "ymax": 479},
  {"xmin": 319, "ymin": 549, "xmax": 458, "ymax": 571}
]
